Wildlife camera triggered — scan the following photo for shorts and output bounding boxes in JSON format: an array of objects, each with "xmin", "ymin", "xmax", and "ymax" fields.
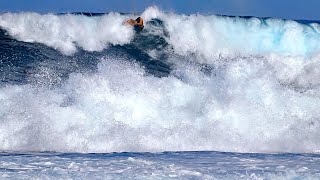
[{"xmin": 134, "ymin": 25, "xmax": 144, "ymax": 32}]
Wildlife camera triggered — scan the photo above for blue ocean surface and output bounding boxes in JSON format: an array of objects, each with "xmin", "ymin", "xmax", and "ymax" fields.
[
  {"xmin": 0, "ymin": 6, "xmax": 320, "ymax": 179},
  {"xmin": 1, "ymin": 152, "xmax": 320, "ymax": 179}
]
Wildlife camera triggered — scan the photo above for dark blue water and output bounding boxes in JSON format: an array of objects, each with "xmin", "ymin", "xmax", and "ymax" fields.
[{"xmin": 0, "ymin": 25, "xmax": 170, "ymax": 85}]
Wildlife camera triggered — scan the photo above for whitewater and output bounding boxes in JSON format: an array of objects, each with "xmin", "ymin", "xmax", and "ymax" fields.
[{"xmin": 0, "ymin": 6, "xmax": 319, "ymax": 179}]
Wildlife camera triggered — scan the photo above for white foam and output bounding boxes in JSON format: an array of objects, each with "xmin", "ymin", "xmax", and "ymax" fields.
[
  {"xmin": 0, "ymin": 55, "xmax": 320, "ymax": 153},
  {"xmin": 0, "ymin": 7, "xmax": 320, "ymax": 153},
  {"xmin": 141, "ymin": 6, "xmax": 320, "ymax": 60},
  {"xmin": 0, "ymin": 12, "xmax": 135, "ymax": 55},
  {"xmin": 1, "ymin": 7, "xmax": 320, "ymax": 58},
  {"xmin": 142, "ymin": 7, "xmax": 320, "ymax": 93}
]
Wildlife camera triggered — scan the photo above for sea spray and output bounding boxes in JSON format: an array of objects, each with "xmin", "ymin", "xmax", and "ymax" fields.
[{"xmin": 0, "ymin": 7, "xmax": 319, "ymax": 153}]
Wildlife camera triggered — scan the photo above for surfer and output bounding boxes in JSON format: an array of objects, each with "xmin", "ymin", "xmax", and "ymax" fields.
[{"xmin": 124, "ymin": 17, "xmax": 144, "ymax": 32}]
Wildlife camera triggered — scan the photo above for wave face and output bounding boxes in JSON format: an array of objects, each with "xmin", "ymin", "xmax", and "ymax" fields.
[{"xmin": 0, "ymin": 7, "xmax": 320, "ymax": 153}]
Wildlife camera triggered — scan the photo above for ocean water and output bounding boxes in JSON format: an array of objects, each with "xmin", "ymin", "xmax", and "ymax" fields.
[
  {"xmin": 0, "ymin": 6, "xmax": 320, "ymax": 179},
  {"xmin": 0, "ymin": 152, "xmax": 320, "ymax": 179}
]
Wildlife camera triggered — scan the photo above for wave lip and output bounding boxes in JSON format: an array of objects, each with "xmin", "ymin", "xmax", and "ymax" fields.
[
  {"xmin": 0, "ymin": 12, "xmax": 134, "ymax": 55},
  {"xmin": 1, "ymin": 7, "xmax": 320, "ymax": 58},
  {"xmin": 164, "ymin": 14, "xmax": 320, "ymax": 59}
]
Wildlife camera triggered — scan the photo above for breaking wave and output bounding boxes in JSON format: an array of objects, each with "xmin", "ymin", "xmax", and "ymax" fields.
[{"xmin": 0, "ymin": 7, "xmax": 320, "ymax": 153}]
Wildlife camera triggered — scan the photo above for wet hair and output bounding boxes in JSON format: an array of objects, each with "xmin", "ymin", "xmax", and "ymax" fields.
[{"xmin": 135, "ymin": 17, "xmax": 141, "ymax": 23}]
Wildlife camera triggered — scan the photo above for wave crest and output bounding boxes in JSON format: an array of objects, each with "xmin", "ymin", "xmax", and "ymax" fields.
[{"xmin": 0, "ymin": 12, "xmax": 134, "ymax": 55}]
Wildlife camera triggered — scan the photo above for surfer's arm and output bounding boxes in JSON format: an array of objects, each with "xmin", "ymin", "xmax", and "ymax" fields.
[
  {"xmin": 134, "ymin": 19, "xmax": 143, "ymax": 26},
  {"xmin": 124, "ymin": 19, "xmax": 135, "ymax": 25},
  {"xmin": 124, "ymin": 19, "xmax": 143, "ymax": 26}
]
